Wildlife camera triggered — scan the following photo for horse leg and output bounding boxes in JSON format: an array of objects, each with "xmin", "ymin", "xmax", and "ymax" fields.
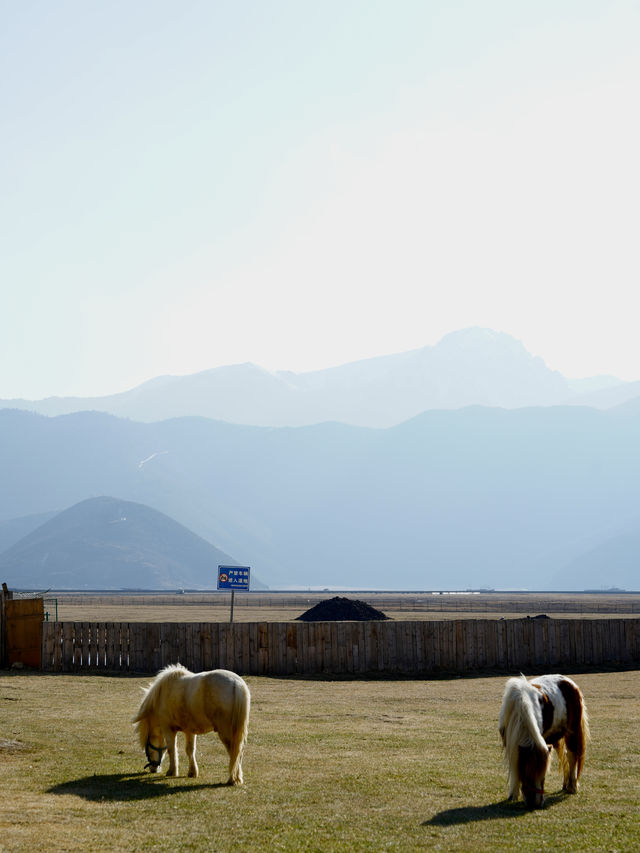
[
  {"xmin": 185, "ymin": 732, "xmax": 198, "ymax": 778},
  {"xmin": 226, "ymin": 732, "xmax": 244, "ymax": 786},
  {"xmin": 562, "ymin": 734, "xmax": 582, "ymax": 793},
  {"xmin": 163, "ymin": 728, "xmax": 178, "ymax": 777}
]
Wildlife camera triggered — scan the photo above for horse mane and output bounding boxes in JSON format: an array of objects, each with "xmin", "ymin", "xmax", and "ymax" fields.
[
  {"xmin": 500, "ymin": 676, "xmax": 547, "ymax": 749},
  {"xmin": 499, "ymin": 675, "xmax": 549, "ymax": 796},
  {"xmin": 132, "ymin": 663, "xmax": 192, "ymax": 748}
]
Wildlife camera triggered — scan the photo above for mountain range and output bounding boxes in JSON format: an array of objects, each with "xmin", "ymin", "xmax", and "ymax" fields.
[
  {"xmin": 1, "ymin": 400, "xmax": 639, "ymax": 591},
  {"xmin": 2, "ymin": 328, "xmax": 638, "ymax": 428}
]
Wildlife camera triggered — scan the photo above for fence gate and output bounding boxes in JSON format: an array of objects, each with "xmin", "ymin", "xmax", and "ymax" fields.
[{"xmin": 5, "ymin": 597, "xmax": 44, "ymax": 667}]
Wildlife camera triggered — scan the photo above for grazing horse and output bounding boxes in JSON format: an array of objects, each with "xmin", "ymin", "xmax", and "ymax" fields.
[
  {"xmin": 498, "ymin": 673, "xmax": 589, "ymax": 808},
  {"xmin": 133, "ymin": 663, "xmax": 250, "ymax": 785}
]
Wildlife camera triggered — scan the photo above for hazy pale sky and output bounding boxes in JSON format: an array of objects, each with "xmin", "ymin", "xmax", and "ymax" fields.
[{"xmin": 2, "ymin": 0, "xmax": 639, "ymax": 399}]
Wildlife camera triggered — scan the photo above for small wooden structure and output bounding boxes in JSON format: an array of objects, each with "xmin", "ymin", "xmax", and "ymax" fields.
[{"xmin": 1, "ymin": 583, "xmax": 45, "ymax": 668}]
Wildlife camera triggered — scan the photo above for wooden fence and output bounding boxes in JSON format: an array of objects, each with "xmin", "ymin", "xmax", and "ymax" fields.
[{"xmin": 41, "ymin": 617, "xmax": 640, "ymax": 676}]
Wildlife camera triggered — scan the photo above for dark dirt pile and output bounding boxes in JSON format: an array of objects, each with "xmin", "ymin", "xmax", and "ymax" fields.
[{"xmin": 296, "ymin": 596, "xmax": 390, "ymax": 622}]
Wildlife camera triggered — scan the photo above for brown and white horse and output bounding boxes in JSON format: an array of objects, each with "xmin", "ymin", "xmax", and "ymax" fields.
[
  {"xmin": 133, "ymin": 664, "xmax": 250, "ymax": 785},
  {"xmin": 498, "ymin": 673, "xmax": 589, "ymax": 808}
]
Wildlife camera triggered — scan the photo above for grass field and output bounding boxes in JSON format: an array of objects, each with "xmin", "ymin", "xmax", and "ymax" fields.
[{"xmin": 1, "ymin": 669, "xmax": 638, "ymax": 852}]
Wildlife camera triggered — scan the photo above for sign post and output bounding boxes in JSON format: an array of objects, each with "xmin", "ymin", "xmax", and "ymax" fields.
[{"xmin": 217, "ymin": 565, "xmax": 250, "ymax": 623}]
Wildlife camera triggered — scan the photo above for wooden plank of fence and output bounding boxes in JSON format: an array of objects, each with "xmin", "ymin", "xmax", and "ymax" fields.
[
  {"xmin": 75, "ymin": 622, "xmax": 86, "ymax": 669},
  {"xmin": 594, "ymin": 619, "xmax": 604, "ymax": 665},
  {"xmin": 128, "ymin": 624, "xmax": 140, "ymax": 672},
  {"xmin": 285, "ymin": 623, "xmax": 296, "ymax": 675},
  {"xmin": 560, "ymin": 620, "xmax": 571, "ymax": 667},
  {"xmin": 104, "ymin": 623, "xmax": 117, "ymax": 670},
  {"xmin": 96, "ymin": 622, "xmax": 106, "ymax": 669},
  {"xmin": 454, "ymin": 620, "xmax": 464, "ymax": 672},
  {"xmin": 336, "ymin": 622, "xmax": 346, "ymax": 673},
  {"xmin": 296, "ymin": 622, "xmax": 306, "ymax": 675},
  {"xmin": 257, "ymin": 622, "xmax": 268, "ymax": 675},
  {"xmin": 53, "ymin": 622, "xmax": 61, "ymax": 671},
  {"xmin": 355, "ymin": 622, "xmax": 364, "ymax": 673},
  {"xmin": 41, "ymin": 622, "xmax": 54, "ymax": 671},
  {"xmin": 89, "ymin": 622, "xmax": 98, "ymax": 669},
  {"xmin": 146, "ymin": 623, "xmax": 160, "ymax": 673},
  {"xmin": 327, "ymin": 623, "xmax": 336, "ymax": 673},
  {"xmin": 264, "ymin": 622, "xmax": 274, "ymax": 675},
  {"xmin": 364, "ymin": 621, "xmax": 374, "ymax": 672},
  {"xmin": 442, "ymin": 621, "xmax": 453, "ymax": 670},
  {"xmin": 246, "ymin": 622, "xmax": 257, "ymax": 674},
  {"xmin": 215, "ymin": 622, "xmax": 225, "ymax": 670},
  {"xmin": 62, "ymin": 623, "xmax": 74, "ymax": 672},
  {"xmin": 462, "ymin": 620, "xmax": 473, "ymax": 671},
  {"xmin": 198, "ymin": 623, "xmax": 209, "ymax": 672},
  {"xmin": 319, "ymin": 622, "xmax": 329, "ymax": 674},
  {"xmin": 393, "ymin": 621, "xmax": 404, "ymax": 673},
  {"xmin": 314, "ymin": 621, "xmax": 323, "ymax": 673},
  {"xmin": 622, "ymin": 620, "xmax": 632, "ymax": 665},
  {"xmin": 532, "ymin": 619, "xmax": 544, "ymax": 668},
  {"xmin": 617, "ymin": 619, "xmax": 626, "ymax": 664},
  {"xmin": 183, "ymin": 622, "xmax": 192, "ymax": 667},
  {"xmin": 208, "ymin": 622, "xmax": 219, "ymax": 670},
  {"xmin": 423, "ymin": 621, "xmax": 434, "ymax": 671},
  {"xmin": 405, "ymin": 620, "xmax": 415, "ymax": 672},
  {"xmin": 241, "ymin": 622, "xmax": 250, "ymax": 674}
]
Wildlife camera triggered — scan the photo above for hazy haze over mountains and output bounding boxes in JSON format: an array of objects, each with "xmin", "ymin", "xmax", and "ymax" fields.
[
  {"xmin": 0, "ymin": 329, "xmax": 634, "ymax": 428},
  {"xmin": 1, "ymin": 397, "xmax": 639, "ymax": 591}
]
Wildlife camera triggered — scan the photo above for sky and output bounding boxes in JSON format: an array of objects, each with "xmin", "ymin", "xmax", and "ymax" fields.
[{"xmin": 2, "ymin": 0, "xmax": 640, "ymax": 399}]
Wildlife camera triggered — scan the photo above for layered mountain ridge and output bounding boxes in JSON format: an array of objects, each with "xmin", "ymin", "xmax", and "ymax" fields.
[{"xmin": 2, "ymin": 328, "xmax": 635, "ymax": 428}]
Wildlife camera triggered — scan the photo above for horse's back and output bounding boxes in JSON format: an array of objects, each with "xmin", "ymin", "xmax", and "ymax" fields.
[
  {"xmin": 195, "ymin": 668, "xmax": 248, "ymax": 701},
  {"xmin": 186, "ymin": 669, "xmax": 249, "ymax": 719}
]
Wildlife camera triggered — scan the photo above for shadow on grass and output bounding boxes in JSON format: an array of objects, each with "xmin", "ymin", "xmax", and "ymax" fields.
[
  {"xmin": 424, "ymin": 792, "xmax": 570, "ymax": 826},
  {"xmin": 47, "ymin": 773, "xmax": 229, "ymax": 802}
]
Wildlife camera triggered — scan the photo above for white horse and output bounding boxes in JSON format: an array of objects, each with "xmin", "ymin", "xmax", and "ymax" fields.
[
  {"xmin": 499, "ymin": 673, "xmax": 589, "ymax": 808},
  {"xmin": 133, "ymin": 663, "xmax": 250, "ymax": 785}
]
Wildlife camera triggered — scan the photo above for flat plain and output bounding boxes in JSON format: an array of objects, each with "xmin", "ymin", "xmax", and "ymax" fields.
[{"xmin": 49, "ymin": 590, "xmax": 640, "ymax": 624}]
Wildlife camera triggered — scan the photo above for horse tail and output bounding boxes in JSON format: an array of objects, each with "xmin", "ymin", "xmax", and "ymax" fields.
[
  {"xmin": 227, "ymin": 676, "xmax": 251, "ymax": 785},
  {"xmin": 551, "ymin": 676, "xmax": 589, "ymax": 783},
  {"xmin": 574, "ymin": 682, "xmax": 590, "ymax": 778}
]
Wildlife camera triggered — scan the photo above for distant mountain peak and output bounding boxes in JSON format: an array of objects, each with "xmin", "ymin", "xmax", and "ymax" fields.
[
  {"xmin": 435, "ymin": 327, "xmax": 535, "ymax": 358},
  {"xmin": 438, "ymin": 326, "xmax": 510, "ymax": 345},
  {"xmin": 1, "ymin": 327, "xmax": 637, "ymax": 427}
]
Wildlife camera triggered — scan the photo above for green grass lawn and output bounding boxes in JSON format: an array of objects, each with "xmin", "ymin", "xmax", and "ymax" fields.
[{"xmin": 1, "ymin": 670, "xmax": 638, "ymax": 851}]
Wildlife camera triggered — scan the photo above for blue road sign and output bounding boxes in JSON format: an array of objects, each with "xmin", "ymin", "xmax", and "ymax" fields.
[{"xmin": 217, "ymin": 565, "xmax": 250, "ymax": 591}]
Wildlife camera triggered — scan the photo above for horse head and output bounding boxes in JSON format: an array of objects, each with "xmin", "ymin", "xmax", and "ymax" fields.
[
  {"xmin": 144, "ymin": 734, "xmax": 167, "ymax": 773},
  {"xmin": 519, "ymin": 743, "xmax": 552, "ymax": 809}
]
